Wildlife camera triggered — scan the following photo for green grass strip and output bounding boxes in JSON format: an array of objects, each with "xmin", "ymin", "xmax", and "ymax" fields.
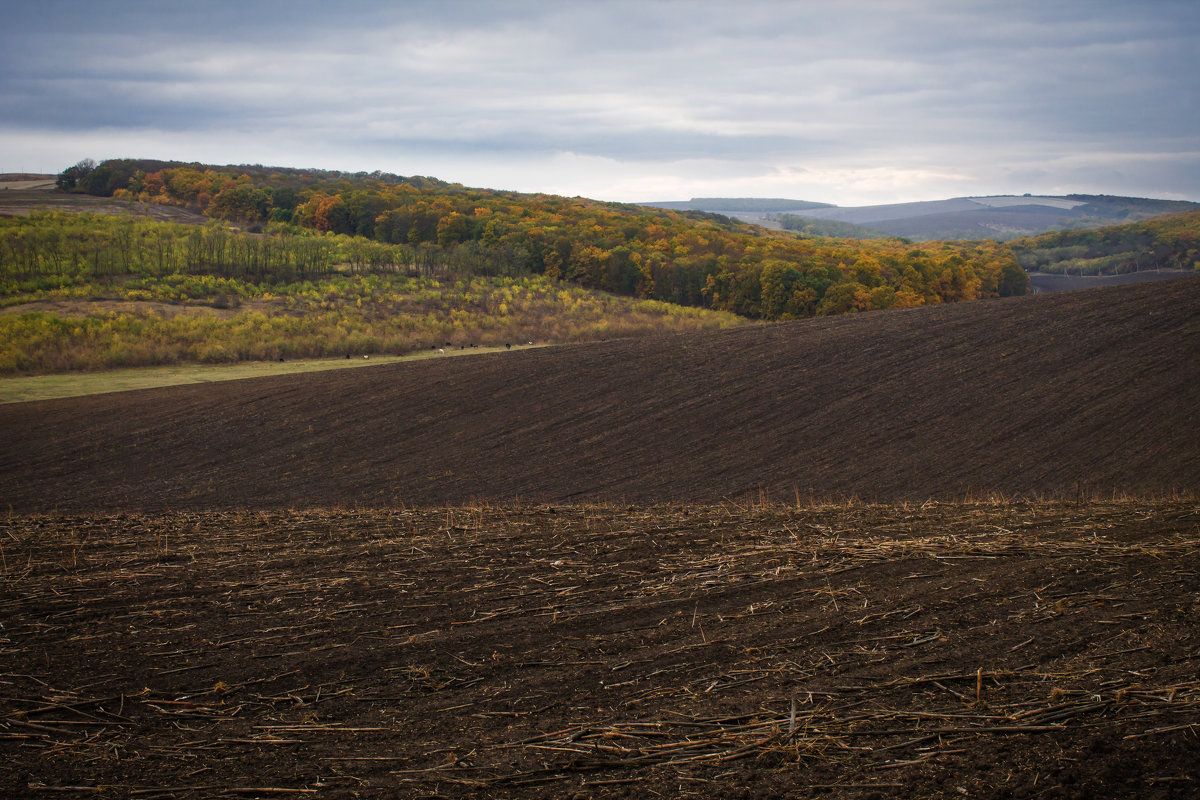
[{"xmin": 0, "ymin": 345, "xmax": 535, "ymax": 404}]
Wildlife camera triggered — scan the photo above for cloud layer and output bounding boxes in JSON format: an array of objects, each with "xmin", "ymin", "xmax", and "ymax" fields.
[{"xmin": 3, "ymin": 0, "xmax": 1197, "ymax": 205}]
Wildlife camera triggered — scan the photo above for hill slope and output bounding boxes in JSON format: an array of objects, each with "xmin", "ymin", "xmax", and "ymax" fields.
[
  {"xmin": 2, "ymin": 278, "xmax": 1198, "ymax": 510},
  {"xmin": 843, "ymin": 193, "xmax": 1200, "ymax": 240},
  {"xmin": 664, "ymin": 194, "xmax": 1200, "ymax": 240},
  {"xmin": 26, "ymin": 159, "xmax": 1030, "ymax": 318}
]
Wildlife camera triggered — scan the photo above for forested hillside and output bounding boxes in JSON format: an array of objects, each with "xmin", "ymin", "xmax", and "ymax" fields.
[
  {"xmin": 773, "ymin": 213, "xmax": 890, "ymax": 239},
  {"xmin": 0, "ymin": 211, "xmax": 750, "ymax": 373},
  {"xmin": 41, "ymin": 158, "xmax": 1030, "ymax": 317},
  {"xmin": 1010, "ymin": 210, "xmax": 1200, "ymax": 274}
]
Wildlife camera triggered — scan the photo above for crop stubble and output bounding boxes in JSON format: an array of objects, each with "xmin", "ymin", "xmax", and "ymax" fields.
[{"xmin": 2, "ymin": 501, "xmax": 1197, "ymax": 798}]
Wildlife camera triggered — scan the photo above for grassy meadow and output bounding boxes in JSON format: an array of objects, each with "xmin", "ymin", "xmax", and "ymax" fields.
[
  {"xmin": 0, "ymin": 346, "xmax": 553, "ymax": 404},
  {"xmin": 1, "ymin": 270, "xmax": 744, "ymax": 377},
  {"xmin": 0, "ymin": 209, "xmax": 749, "ymax": 380}
]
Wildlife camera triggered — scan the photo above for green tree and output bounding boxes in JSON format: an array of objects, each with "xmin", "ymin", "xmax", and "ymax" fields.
[
  {"xmin": 998, "ymin": 262, "xmax": 1029, "ymax": 296},
  {"xmin": 758, "ymin": 260, "xmax": 801, "ymax": 319},
  {"xmin": 818, "ymin": 281, "xmax": 872, "ymax": 315},
  {"xmin": 55, "ymin": 158, "xmax": 95, "ymax": 191}
]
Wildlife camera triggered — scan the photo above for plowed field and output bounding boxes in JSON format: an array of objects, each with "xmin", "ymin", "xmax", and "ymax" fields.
[
  {"xmin": 3, "ymin": 502, "xmax": 1198, "ymax": 799},
  {"xmin": 2, "ymin": 278, "xmax": 1198, "ymax": 510},
  {"xmin": 3, "ymin": 278, "xmax": 1199, "ymax": 798},
  {"xmin": 0, "ymin": 184, "xmax": 209, "ymax": 223}
]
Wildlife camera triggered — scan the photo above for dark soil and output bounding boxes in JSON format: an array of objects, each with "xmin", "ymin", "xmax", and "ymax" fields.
[
  {"xmin": 3, "ymin": 278, "xmax": 1198, "ymax": 511},
  {"xmin": 2, "ymin": 502, "xmax": 1197, "ymax": 799},
  {"xmin": 3, "ymin": 276, "xmax": 1199, "ymax": 799}
]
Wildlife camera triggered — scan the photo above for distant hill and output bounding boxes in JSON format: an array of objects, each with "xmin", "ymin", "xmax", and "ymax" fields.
[
  {"xmin": 0, "ymin": 173, "xmax": 56, "ymax": 185},
  {"xmin": 772, "ymin": 213, "xmax": 891, "ymax": 240},
  {"xmin": 4, "ymin": 276, "xmax": 1197, "ymax": 510},
  {"xmin": 658, "ymin": 194, "xmax": 1200, "ymax": 241},
  {"xmin": 641, "ymin": 197, "xmax": 834, "ymax": 213},
  {"xmin": 827, "ymin": 195, "xmax": 1200, "ymax": 241},
  {"xmin": 638, "ymin": 198, "xmax": 835, "ymax": 230}
]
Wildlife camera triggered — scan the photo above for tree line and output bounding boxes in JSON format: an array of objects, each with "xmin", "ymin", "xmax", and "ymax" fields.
[{"xmin": 44, "ymin": 158, "xmax": 1032, "ymax": 318}]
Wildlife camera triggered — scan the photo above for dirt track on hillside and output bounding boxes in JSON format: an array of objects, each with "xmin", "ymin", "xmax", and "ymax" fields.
[
  {"xmin": 3, "ymin": 278, "xmax": 1198, "ymax": 511},
  {"xmin": 3, "ymin": 501, "xmax": 1197, "ymax": 799},
  {"xmin": 0, "ymin": 187, "xmax": 209, "ymax": 223},
  {"xmin": 0, "ymin": 297, "xmax": 276, "ymax": 320}
]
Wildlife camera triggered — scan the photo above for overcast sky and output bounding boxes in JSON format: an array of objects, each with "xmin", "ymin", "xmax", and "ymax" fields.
[{"xmin": 2, "ymin": 0, "xmax": 1197, "ymax": 206}]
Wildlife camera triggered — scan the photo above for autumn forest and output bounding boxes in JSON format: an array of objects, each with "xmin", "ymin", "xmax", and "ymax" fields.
[
  {"xmin": 43, "ymin": 159, "xmax": 1031, "ymax": 314},
  {"xmin": 3, "ymin": 157, "xmax": 1197, "ymax": 374}
]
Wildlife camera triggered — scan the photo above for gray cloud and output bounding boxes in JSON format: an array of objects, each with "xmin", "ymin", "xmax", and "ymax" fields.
[{"xmin": 2, "ymin": 0, "xmax": 1197, "ymax": 204}]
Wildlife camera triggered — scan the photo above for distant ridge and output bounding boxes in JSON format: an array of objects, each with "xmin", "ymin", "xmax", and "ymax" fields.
[
  {"xmin": 652, "ymin": 194, "xmax": 1200, "ymax": 240},
  {"xmin": 3, "ymin": 278, "xmax": 1197, "ymax": 510},
  {"xmin": 797, "ymin": 194, "xmax": 1200, "ymax": 240},
  {"xmin": 641, "ymin": 197, "xmax": 834, "ymax": 213}
]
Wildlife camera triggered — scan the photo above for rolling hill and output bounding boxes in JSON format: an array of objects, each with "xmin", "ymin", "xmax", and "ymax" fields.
[
  {"xmin": 6, "ymin": 162, "xmax": 1029, "ymax": 324},
  {"xmin": 654, "ymin": 194, "xmax": 1200, "ymax": 240},
  {"xmin": 3, "ymin": 277, "xmax": 1197, "ymax": 511}
]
